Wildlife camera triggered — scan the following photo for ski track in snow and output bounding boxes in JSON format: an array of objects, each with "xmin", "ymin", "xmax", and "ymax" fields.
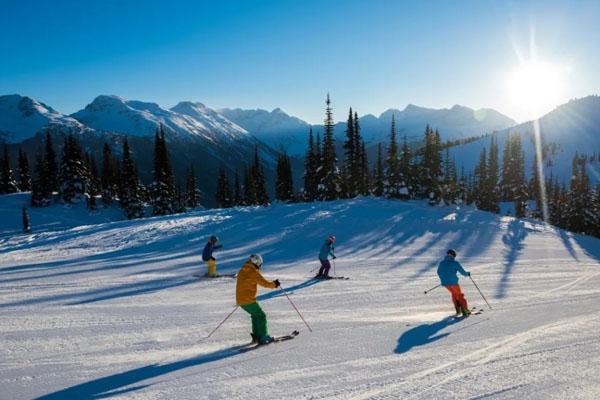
[{"xmin": 1, "ymin": 198, "xmax": 600, "ymax": 399}]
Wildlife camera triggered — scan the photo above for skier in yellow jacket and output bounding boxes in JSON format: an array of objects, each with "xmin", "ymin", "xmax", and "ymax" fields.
[{"xmin": 236, "ymin": 254, "xmax": 280, "ymax": 344}]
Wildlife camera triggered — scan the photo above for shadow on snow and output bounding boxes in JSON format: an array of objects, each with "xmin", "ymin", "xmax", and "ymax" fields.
[
  {"xmin": 34, "ymin": 344, "xmax": 256, "ymax": 400},
  {"xmin": 395, "ymin": 317, "xmax": 460, "ymax": 354}
]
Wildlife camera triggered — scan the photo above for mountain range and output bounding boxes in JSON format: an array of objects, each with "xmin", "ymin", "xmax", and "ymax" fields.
[{"xmin": 1, "ymin": 93, "xmax": 598, "ymax": 199}]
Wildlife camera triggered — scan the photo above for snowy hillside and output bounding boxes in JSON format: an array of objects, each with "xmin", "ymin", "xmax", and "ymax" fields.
[
  {"xmin": 2, "ymin": 198, "xmax": 600, "ymax": 399},
  {"xmin": 450, "ymin": 96, "xmax": 600, "ymax": 184},
  {"xmin": 0, "ymin": 95, "xmax": 87, "ymax": 143},
  {"xmin": 71, "ymin": 95, "xmax": 249, "ymax": 143}
]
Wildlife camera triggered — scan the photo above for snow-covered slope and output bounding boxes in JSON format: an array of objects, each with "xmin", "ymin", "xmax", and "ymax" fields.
[
  {"xmin": 450, "ymin": 96, "xmax": 600, "ymax": 184},
  {"xmin": 0, "ymin": 95, "xmax": 87, "ymax": 143},
  {"xmin": 72, "ymin": 95, "xmax": 249, "ymax": 143},
  {"xmin": 2, "ymin": 198, "xmax": 600, "ymax": 399}
]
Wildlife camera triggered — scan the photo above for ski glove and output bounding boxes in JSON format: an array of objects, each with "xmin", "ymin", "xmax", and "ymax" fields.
[
  {"xmin": 332, "ymin": 255, "xmax": 337, "ymax": 259},
  {"xmin": 467, "ymin": 272, "xmax": 471, "ymax": 276},
  {"xmin": 273, "ymin": 279, "xmax": 281, "ymax": 288}
]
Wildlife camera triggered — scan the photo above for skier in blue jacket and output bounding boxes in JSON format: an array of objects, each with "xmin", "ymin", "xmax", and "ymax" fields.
[
  {"xmin": 202, "ymin": 235, "xmax": 222, "ymax": 277},
  {"xmin": 437, "ymin": 249, "xmax": 471, "ymax": 316},
  {"xmin": 315, "ymin": 235, "xmax": 336, "ymax": 279}
]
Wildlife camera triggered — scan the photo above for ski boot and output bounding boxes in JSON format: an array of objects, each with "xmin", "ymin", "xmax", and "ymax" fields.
[
  {"xmin": 461, "ymin": 307, "xmax": 471, "ymax": 317},
  {"xmin": 250, "ymin": 333, "xmax": 260, "ymax": 344},
  {"xmin": 259, "ymin": 335, "xmax": 274, "ymax": 345}
]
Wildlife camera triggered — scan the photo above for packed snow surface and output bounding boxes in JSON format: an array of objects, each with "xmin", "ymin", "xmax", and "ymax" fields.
[{"xmin": 1, "ymin": 198, "xmax": 600, "ymax": 399}]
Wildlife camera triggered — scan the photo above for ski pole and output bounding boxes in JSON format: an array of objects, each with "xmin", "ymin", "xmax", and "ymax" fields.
[
  {"xmin": 204, "ymin": 305, "xmax": 239, "ymax": 339},
  {"xmin": 469, "ymin": 275, "xmax": 492, "ymax": 310},
  {"xmin": 279, "ymin": 285, "xmax": 313, "ymax": 332},
  {"xmin": 424, "ymin": 284, "xmax": 441, "ymax": 294}
]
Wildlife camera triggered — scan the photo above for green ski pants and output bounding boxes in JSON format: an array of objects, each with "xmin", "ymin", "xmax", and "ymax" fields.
[{"xmin": 241, "ymin": 302, "xmax": 269, "ymax": 337}]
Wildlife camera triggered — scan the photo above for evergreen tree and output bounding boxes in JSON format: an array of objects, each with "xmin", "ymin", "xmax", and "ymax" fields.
[
  {"xmin": 302, "ymin": 128, "xmax": 318, "ymax": 202},
  {"xmin": 474, "ymin": 147, "xmax": 488, "ymax": 210},
  {"xmin": 252, "ymin": 147, "xmax": 269, "ymax": 205},
  {"xmin": 566, "ymin": 154, "xmax": 593, "ymax": 234},
  {"xmin": 216, "ymin": 166, "xmax": 232, "ymax": 208},
  {"xmin": 342, "ymin": 108, "xmax": 356, "ymax": 197},
  {"xmin": 17, "ymin": 148, "xmax": 31, "ymax": 191},
  {"xmin": 373, "ymin": 143, "xmax": 385, "ymax": 197},
  {"xmin": 185, "ymin": 165, "xmax": 201, "ymax": 209},
  {"xmin": 275, "ymin": 152, "xmax": 294, "ymax": 202},
  {"xmin": 119, "ymin": 138, "xmax": 144, "ymax": 219},
  {"xmin": 31, "ymin": 152, "xmax": 51, "ymax": 207},
  {"xmin": 486, "ymin": 136, "xmax": 500, "ymax": 212},
  {"xmin": 384, "ymin": 114, "xmax": 400, "ymax": 198},
  {"xmin": 441, "ymin": 147, "xmax": 458, "ymax": 205},
  {"xmin": 357, "ymin": 140, "xmax": 370, "ymax": 195},
  {"xmin": 151, "ymin": 126, "xmax": 176, "ymax": 215},
  {"xmin": 101, "ymin": 143, "xmax": 118, "ymax": 205},
  {"xmin": 419, "ymin": 125, "xmax": 443, "ymax": 204},
  {"xmin": 87, "ymin": 153, "xmax": 100, "ymax": 210},
  {"xmin": 233, "ymin": 169, "xmax": 242, "ymax": 206},
  {"xmin": 318, "ymin": 94, "xmax": 342, "ymax": 200},
  {"xmin": 44, "ymin": 131, "xmax": 59, "ymax": 194},
  {"xmin": 59, "ymin": 135, "xmax": 88, "ymax": 203},
  {"xmin": 399, "ymin": 135, "xmax": 412, "ymax": 198},
  {"xmin": 0, "ymin": 144, "xmax": 18, "ymax": 194}
]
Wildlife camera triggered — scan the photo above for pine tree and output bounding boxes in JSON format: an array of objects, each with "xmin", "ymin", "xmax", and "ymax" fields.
[
  {"xmin": 31, "ymin": 152, "xmax": 50, "ymax": 207},
  {"xmin": 119, "ymin": 138, "xmax": 144, "ymax": 219},
  {"xmin": 486, "ymin": 136, "xmax": 500, "ymax": 212},
  {"xmin": 101, "ymin": 143, "xmax": 118, "ymax": 205},
  {"xmin": 318, "ymin": 94, "xmax": 342, "ymax": 200},
  {"xmin": 233, "ymin": 169, "xmax": 242, "ymax": 206},
  {"xmin": 419, "ymin": 125, "xmax": 443, "ymax": 204},
  {"xmin": 384, "ymin": 114, "xmax": 400, "ymax": 198},
  {"xmin": 474, "ymin": 147, "xmax": 488, "ymax": 210},
  {"xmin": 0, "ymin": 144, "xmax": 18, "ymax": 194},
  {"xmin": 441, "ymin": 147, "xmax": 458, "ymax": 205},
  {"xmin": 276, "ymin": 152, "xmax": 294, "ymax": 202},
  {"xmin": 151, "ymin": 126, "xmax": 176, "ymax": 215},
  {"xmin": 87, "ymin": 153, "xmax": 100, "ymax": 210},
  {"xmin": 59, "ymin": 135, "xmax": 88, "ymax": 203},
  {"xmin": 342, "ymin": 108, "xmax": 356, "ymax": 197},
  {"xmin": 252, "ymin": 147, "xmax": 269, "ymax": 205},
  {"xmin": 566, "ymin": 154, "xmax": 593, "ymax": 234},
  {"xmin": 44, "ymin": 131, "xmax": 59, "ymax": 194},
  {"xmin": 373, "ymin": 143, "xmax": 385, "ymax": 197},
  {"xmin": 216, "ymin": 166, "xmax": 232, "ymax": 208},
  {"xmin": 399, "ymin": 135, "xmax": 412, "ymax": 199},
  {"xmin": 358, "ymin": 140, "xmax": 370, "ymax": 195},
  {"xmin": 17, "ymin": 148, "xmax": 31, "ymax": 191},
  {"xmin": 302, "ymin": 128, "xmax": 318, "ymax": 202},
  {"xmin": 185, "ymin": 165, "xmax": 201, "ymax": 209},
  {"xmin": 512, "ymin": 135, "xmax": 528, "ymax": 217}
]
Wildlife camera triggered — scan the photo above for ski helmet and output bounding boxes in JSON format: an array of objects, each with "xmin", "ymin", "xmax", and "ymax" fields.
[
  {"xmin": 210, "ymin": 235, "xmax": 219, "ymax": 243},
  {"xmin": 328, "ymin": 235, "xmax": 336, "ymax": 243},
  {"xmin": 249, "ymin": 254, "xmax": 263, "ymax": 267},
  {"xmin": 447, "ymin": 249, "xmax": 457, "ymax": 257}
]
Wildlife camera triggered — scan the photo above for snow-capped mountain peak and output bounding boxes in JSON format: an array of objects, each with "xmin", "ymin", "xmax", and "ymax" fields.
[{"xmin": 0, "ymin": 94, "xmax": 86, "ymax": 142}]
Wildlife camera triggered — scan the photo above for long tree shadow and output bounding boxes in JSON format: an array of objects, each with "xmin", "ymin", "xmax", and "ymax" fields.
[
  {"xmin": 34, "ymin": 344, "xmax": 256, "ymax": 400},
  {"xmin": 496, "ymin": 219, "xmax": 528, "ymax": 299},
  {"xmin": 395, "ymin": 317, "xmax": 460, "ymax": 354},
  {"xmin": 256, "ymin": 278, "xmax": 323, "ymax": 301}
]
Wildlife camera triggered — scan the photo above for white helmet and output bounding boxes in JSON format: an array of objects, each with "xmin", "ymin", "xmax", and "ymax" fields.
[{"xmin": 249, "ymin": 254, "xmax": 263, "ymax": 267}]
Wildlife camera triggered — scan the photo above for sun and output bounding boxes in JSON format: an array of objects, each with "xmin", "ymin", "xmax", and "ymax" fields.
[{"xmin": 507, "ymin": 61, "xmax": 566, "ymax": 116}]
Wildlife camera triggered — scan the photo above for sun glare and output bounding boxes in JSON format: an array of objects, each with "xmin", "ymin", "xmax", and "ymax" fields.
[{"xmin": 507, "ymin": 61, "xmax": 565, "ymax": 116}]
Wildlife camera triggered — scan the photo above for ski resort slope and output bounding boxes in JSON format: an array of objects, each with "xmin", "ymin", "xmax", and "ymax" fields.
[{"xmin": 1, "ymin": 198, "xmax": 600, "ymax": 400}]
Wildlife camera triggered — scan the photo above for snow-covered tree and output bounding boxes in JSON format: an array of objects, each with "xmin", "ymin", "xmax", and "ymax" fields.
[
  {"xmin": 151, "ymin": 126, "xmax": 176, "ymax": 216},
  {"xmin": 17, "ymin": 148, "xmax": 31, "ymax": 192},
  {"xmin": 59, "ymin": 135, "xmax": 88, "ymax": 203},
  {"xmin": 119, "ymin": 138, "xmax": 144, "ymax": 219}
]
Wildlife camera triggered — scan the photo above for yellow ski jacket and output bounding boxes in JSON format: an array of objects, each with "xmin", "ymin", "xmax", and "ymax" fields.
[{"xmin": 236, "ymin": 261, "xmax": 277, "ymax": 305}]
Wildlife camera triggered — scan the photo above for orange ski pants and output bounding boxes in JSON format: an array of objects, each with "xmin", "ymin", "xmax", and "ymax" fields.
[{"xmin": 444, "ymin": 284, "xmax": 468, "ymax": 310}]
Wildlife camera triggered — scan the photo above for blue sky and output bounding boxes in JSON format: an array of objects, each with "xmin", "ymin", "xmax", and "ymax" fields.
[{"xmin": 1, "ymin": 0, "xmax": 599, "ymax": 123}]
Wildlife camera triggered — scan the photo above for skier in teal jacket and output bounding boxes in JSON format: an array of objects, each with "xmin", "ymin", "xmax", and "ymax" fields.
[
  {"xmin": 437, "ymin": 249, "xmax": 471, "ymax": 316},
  {"xmin": 316, "ymin": 235, "xmax": 336, "ymax": 279}
]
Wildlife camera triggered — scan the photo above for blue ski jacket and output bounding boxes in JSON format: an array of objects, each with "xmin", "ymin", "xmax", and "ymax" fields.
[
  {"xmin": 437, "ymin": 255, "xmax": 469, "ymax": 286},
  {"xmin": 319, "ymin": 241, "xmax": 335, "ymax": 261},
  {"xmin": 202, "ymin": 241, "xmax": 222, "ymax": 261}
]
